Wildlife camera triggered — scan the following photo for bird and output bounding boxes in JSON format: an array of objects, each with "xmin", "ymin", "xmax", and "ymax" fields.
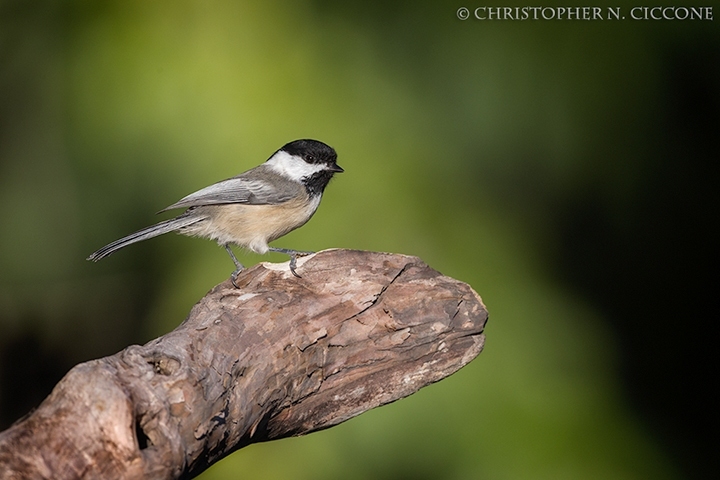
[{"xmin": 87, "ymin": 139, "xmax": 343, "ymax": 286}]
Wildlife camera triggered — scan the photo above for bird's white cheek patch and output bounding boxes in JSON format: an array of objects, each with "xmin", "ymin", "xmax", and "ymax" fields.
[{"xmin": 265, "ymin": 151, "xmax": 328, "ymax": 181}]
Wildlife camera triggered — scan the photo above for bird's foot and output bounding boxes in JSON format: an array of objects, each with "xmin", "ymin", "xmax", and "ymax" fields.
[
  {"xmin": 230, "ymin": 267, "xmax": 245, "ymax": 288},
  {"xmin": 224, "ymin": 244, "xmax": 245, "ymax": 288},
  {"xmin": 268, "ymin": 248, "xmax": 314, "ymax": 278}
]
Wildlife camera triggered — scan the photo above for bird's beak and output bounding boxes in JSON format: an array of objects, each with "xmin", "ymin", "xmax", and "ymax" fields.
[{"xmin": 329, "ymin": 164, "xmax": 344, "ymax": 173}]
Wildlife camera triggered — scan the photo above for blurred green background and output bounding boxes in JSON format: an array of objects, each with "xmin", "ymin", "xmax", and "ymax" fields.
[{"xmin": 1, "ymin": 0, "xmax": 717, "ymax": 478}]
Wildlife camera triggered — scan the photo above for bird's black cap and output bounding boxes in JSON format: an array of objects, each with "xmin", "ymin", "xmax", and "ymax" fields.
[{"xmin": 281, "ymin": 139, "xmax": 341, "ymax": 171}]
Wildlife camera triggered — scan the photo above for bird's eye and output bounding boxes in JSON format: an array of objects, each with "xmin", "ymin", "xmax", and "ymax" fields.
[{"xmin": 305, "ymin": 154, "xmax": 315, "ymax": 162}]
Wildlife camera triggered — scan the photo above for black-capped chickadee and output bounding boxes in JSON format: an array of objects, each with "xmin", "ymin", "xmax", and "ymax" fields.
[{"xmin": 87, "ymin": 139, "xmax": 343, "ymax": 285}]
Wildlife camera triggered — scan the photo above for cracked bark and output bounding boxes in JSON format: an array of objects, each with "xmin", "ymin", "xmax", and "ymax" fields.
[{"xmin": 0, "ymin": 249, "xmax": 488, "ymax": 480}]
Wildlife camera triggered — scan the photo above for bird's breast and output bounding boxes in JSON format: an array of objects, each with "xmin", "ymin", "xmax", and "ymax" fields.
[{"xmin": 186, "ymin": 194, "xmax": 322, "ymax": 254}]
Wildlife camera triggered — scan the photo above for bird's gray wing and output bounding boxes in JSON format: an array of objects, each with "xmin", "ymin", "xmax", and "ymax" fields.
[{"xmin": 160, "ymin": 173, "xmax": 299, "ymax": 212}]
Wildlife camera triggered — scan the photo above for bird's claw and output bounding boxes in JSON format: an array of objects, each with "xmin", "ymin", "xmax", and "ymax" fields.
[
  {"xmin": 230, "ymin": 268, "xmax": 243, "ymax": 288},
  {"xmin": 289, "ymin": 250, "xmax": 314, "ymax": 278},
  {"xmin": 289, "ymin": 255, "xmax": 301, "ymax": 278},
  {"xmin": 267, "ymin": 248, "xmax": 313, "ymax": 278}
]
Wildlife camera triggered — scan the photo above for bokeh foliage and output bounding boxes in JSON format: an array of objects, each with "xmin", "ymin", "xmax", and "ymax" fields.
[{"xmin": 1, "ymin": 0, "xmax": 717, "ymax": 478}]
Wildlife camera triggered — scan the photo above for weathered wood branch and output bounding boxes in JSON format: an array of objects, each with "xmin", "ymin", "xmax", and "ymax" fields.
[{"xmin": 0, "ymin": 249, "xmax": 487, "ymax": 480}]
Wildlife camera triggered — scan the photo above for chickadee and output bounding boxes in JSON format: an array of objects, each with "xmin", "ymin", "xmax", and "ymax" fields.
[{"xmin": 87, "ymin": 139, "xmax": 343, "ymax": 285}]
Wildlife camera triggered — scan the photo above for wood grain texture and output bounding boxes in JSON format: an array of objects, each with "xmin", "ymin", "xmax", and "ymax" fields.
[{"xmin": 0, "ymin": 249, "xmax": 487, "ymax": 480}]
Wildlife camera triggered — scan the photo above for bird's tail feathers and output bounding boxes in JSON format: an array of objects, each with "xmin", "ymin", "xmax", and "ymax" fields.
[{"xmin": 87, "ymin": 215, "xmax": 204, "ymax": 261}]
